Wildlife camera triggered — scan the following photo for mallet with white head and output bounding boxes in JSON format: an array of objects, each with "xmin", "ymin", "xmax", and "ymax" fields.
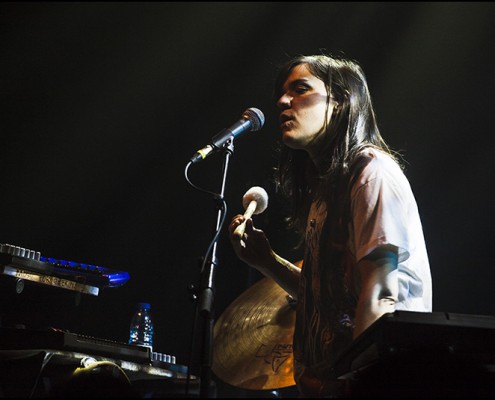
[{"xmin": 233, "ymin": 186, "xmax": 269, "ymax": 239}]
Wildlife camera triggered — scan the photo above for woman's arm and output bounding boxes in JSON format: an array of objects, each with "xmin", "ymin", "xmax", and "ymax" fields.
[
  {"xmin": 229, "ymin": 215, "xmax": 301, "ymax": 299},
  {"xmin": 353, "ymin": 246, "xmax": 399, "ymax": 339}
]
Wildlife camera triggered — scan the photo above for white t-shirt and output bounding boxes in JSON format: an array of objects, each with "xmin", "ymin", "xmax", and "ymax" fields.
[
  {"xmin": 294, "ymin": 147, "xmax": 432, "ymax": 394},
  {"xmin": 350, "ymin": 148, "xmax": 432, "ymax": 311}
]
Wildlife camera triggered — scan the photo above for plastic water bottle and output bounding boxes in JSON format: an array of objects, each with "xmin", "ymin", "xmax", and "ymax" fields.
[{"xmin": 128, "ymin": 302, "xmax": 154, "ymax": 350}]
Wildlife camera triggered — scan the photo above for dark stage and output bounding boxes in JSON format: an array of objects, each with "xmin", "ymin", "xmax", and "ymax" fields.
[{"xmin": 1, "ymin": 2, "xmax": 495, "ymax": 397}]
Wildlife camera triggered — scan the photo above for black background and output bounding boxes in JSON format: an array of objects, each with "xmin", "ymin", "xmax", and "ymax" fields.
[{"xmin": 1, "ymin": 2, "xmax": 495, "ymax": 396}]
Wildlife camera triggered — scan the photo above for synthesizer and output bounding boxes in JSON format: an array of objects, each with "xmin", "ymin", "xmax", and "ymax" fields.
[
  {"xmin": 0, "ymin": 243, "xmax": 130, "ymax": 296},
  {"xmin": 0, "ymin": 326, "xmax": 190, "ymax": 379},
  {"xmin": 0, "ymin": 326, "xmax": 150, "ymax": 363},
  {"xmin": 331, "ymin": 310, "xmax": 495, "ymax": 379}
]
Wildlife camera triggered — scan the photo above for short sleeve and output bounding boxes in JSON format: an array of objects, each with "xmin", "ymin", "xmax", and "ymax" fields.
[{"xmin": 351, "ymin": 151, "xmax": 413, "ymax": 263}]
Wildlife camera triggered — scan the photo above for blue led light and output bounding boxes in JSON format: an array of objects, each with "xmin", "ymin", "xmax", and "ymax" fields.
[{"xmin": 38, "ymin": 255, "xmax": 130, "ymax": 288}]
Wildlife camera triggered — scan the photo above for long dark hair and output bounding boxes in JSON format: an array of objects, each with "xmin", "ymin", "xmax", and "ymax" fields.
[{"xmin": 273, "ymin": 54, "xmax": 401, "ymax": 238}]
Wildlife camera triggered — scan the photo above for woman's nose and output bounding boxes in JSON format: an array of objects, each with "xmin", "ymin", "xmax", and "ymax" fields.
[{"xmin": 277, "ymin": 93, "xmax": 291, "ymax": 110}]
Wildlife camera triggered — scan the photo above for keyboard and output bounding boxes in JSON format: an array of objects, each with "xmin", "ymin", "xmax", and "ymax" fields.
[
  {"xmin": 0, "ymin": 326, "xmax": 188, "ymax": 376},
  {"xmin": 332, "ymin": 310, "xmax": 495, "ymax": 379},
  {"xmin": 0, "ymin": 243, "xmax": 130, "ymax": 296}
]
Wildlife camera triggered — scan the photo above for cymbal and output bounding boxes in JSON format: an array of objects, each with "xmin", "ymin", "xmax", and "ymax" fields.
[{"xmin": 212, "ymin": 274, "xmax": 298, "ymax": 390}]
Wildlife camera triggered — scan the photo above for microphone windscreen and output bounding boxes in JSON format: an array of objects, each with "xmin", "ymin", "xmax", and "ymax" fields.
[
  {"xmin": 243, "ymin": 108, "xmax": 265, "ymax": 131},
  {"xmin": 242, "ymin": 186, "xmax": 268, "ymax": 215}
]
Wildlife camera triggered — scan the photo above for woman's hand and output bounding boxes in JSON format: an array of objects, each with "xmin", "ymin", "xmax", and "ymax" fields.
[{"xmin": 228, "ymin": 214, "xmax": 274, "ymax": 273}]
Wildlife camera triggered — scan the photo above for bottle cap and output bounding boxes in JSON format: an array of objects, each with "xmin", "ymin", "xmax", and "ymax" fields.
[{"xmin": 137, "ymin": 302, "xmax": 151, "ymax": 310}]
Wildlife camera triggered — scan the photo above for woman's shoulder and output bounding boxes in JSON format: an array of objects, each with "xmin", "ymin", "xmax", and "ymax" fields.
[
  {"xmin": 358, "ymin": 147, "xmax": 403, "ymax": 173},
  {"xmin": 351, "ymin": 147, "xmax": 406, "ymax": 190}
]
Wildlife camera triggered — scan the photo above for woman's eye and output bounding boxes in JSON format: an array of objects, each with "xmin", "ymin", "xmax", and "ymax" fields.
[{"xmin": 295, "ymin": 85, "xmax": 310, "ymax": 94}]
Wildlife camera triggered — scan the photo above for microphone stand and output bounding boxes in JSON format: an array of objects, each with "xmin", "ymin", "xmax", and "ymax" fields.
[{"xmin": 196, "ymin": 140, "xmax": 234, "ymax": 398}]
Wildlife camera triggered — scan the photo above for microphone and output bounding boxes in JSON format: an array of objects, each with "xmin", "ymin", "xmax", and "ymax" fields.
[
  {"xmin": 233, "ymin": 186, "xmax": 268, "ymax": 239},
  {"xmin": 190, "ymin": 107, "xmax": 265, "ymax": 164}
]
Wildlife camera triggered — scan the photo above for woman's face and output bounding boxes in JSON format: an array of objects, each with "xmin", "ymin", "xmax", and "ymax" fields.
[{"xmin": 277, "ymin": 63, "xmax": 336, "ymax": 158}]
